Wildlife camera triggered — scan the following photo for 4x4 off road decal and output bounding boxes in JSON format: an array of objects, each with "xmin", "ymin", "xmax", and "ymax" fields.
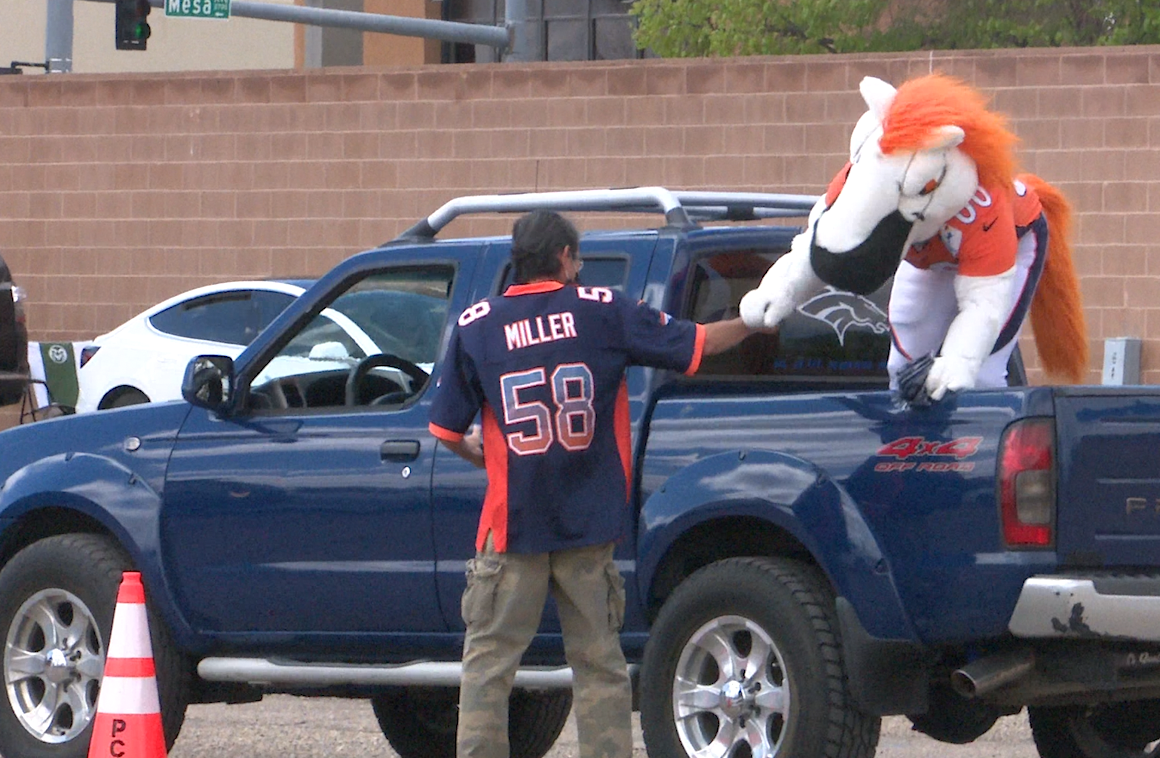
[
  {"xmin": 796, "ymin": 286, "xmax": 889, "ymax": 346},
  {"xmin": 874, "ymin": 436, "xmax": 983, "ymax": 473}
]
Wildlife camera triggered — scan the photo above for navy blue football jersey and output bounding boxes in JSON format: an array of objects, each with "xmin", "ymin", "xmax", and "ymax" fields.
[{"xmin": 429, "ymin": 281, "xmax": 704, "ymax": 554}]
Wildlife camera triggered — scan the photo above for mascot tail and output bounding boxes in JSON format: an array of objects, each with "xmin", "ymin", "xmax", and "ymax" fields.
[{"xmin": 1020, "ymin": 174, "xmax": 1089, "ymax": 384}]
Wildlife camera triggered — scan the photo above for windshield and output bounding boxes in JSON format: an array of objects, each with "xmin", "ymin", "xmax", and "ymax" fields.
[{"xmin": 328, "ymin": 288, "xmax": 447, "ymax": 366}]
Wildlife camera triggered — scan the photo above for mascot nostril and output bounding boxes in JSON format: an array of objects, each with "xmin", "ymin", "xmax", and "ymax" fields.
[{"xmin": 741, "ymin": 72, "xmax": 1088, "ymax": 402}]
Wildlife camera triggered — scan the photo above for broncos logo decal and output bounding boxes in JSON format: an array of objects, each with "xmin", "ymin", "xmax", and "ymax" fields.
[{"xmin": 796, "ymin": 287, "xmax": 889, "ymax": 346}]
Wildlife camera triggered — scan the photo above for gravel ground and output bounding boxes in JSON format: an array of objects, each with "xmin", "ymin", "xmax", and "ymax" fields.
[{"xmin": 166, "ymin": 695, "xmax": 1041, "ymax": 758}]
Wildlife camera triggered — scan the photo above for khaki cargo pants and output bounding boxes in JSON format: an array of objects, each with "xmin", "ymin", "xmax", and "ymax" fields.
[{"xmin": 457, "ymin": 538, "xmax": 632, "ymax": 758}]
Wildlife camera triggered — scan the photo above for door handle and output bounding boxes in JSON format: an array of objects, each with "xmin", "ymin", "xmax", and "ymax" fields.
[{"xmin": 381, "ymin": 440, "xmax": 421, "ymax": 462}]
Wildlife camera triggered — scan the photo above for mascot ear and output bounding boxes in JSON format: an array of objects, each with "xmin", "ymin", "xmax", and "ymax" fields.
[
  {"xmin": 924, "ymin": 125, "xmax": 966, "ymax": 151},
  {"xmin": 859, "ymin": 76, "xmax": 897, "ymax": 121}
]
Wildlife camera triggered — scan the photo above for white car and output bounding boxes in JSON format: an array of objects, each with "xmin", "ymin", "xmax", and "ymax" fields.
[
  {"xmin": 76, "ymin": 281, "xmax": 319, "ymax": 413},
  {"xmin": 76, "ymin": 279, "xmax": 442, "ymax": 414}
]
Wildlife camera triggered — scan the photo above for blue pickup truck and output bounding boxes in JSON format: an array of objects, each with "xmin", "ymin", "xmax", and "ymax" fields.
[{"xmin": 1, "ymin": 188, "xmax": 1159, "ymax": 758}]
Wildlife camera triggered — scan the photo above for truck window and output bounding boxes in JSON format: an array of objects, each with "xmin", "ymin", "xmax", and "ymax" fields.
[
  {"xmin": 686, "ymin": 250, "xmax": 891, "ymax": 386},
  {"xmin": 247, "ymin": 266, "xmax": 456, "ymax": 411}
]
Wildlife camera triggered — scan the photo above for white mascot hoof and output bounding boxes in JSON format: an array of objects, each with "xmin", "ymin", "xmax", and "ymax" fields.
[
  {"xmin": 740, "ymin": 290, "xmax": 776, "ymax": 329},
  {"xmin": 923, "ymin": 355, "xmax": 979, "ymax": 401}
]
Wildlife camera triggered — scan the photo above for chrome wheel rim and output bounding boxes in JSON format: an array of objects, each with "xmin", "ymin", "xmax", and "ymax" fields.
[
  {"xmin": 672, "ymin": 614, "xmax": 790, "ymax": 758},
  {"xmin": 5, "ymin": 589, "xmax": 105, "ymax": 744}
]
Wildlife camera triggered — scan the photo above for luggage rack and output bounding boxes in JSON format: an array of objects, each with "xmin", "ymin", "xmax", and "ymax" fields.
[{"xmin": 394, "ymin": 187, "xmax": 820, "ymax": 241}]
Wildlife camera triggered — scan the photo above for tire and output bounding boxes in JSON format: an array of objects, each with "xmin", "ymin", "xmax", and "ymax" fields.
[
  {"xmin": 640, "ymin": 556, "xmax": 880, "ymax": 758},
  {"xmin": 104, "ymin": 389, "xmax": 149, "ymax": 409},
  {"xmin": 1029, "ymin": 702, "xmax": 1160, "ymax": 758},
  {"xmin": 371, "ymin": 685, "xmax": 572, "ymax": 758},
  {"xmin": 0, "ymin": 534, "xmax": 190, "ymax": 758}
]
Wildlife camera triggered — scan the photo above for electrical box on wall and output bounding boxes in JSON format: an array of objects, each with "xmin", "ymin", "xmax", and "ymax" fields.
[{"xmin": 1102, "ymin": 337, "xmax": 1142, "ymax": 385}]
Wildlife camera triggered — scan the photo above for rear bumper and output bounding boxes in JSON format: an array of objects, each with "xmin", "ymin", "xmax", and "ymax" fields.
[{"xmin": 1009, "ymin": 575, "xmax": 1160, "ymax": 641}]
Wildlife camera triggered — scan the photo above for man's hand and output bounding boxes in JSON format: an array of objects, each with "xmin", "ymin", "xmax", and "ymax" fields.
[
  {"xmin": 702, "ymin": 317, "xmax": 771, "ymax": 357},
  {"xmin": 441, "ymin": 425, "xmax": 485, "ymax": 468}
]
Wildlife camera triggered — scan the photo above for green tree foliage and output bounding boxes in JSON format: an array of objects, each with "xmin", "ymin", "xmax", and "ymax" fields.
[{"xmin": 630, "ymin": 0, "xmax": 1160, "ymax": 56}]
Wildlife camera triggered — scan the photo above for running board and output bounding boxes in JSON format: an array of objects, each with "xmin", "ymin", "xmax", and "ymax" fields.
[{"xmin": 197, "ymin": 658, "xmax": 575, "ymax": 689}]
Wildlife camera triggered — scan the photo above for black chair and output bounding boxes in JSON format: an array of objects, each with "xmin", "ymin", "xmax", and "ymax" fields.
[{"xmin": 14, "ymin": 375, "xmax": 73, "ymax": 424}]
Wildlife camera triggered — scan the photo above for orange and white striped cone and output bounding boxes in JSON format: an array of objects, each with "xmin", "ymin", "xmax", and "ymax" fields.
[{"xmin": 87, "ymin": 571, "xmax": 167, "ymax": 758}]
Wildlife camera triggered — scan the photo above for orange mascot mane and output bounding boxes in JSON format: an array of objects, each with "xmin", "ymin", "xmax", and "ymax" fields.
[{"xmin": 882, "ymin": 73, "xmax": 1088, "ymax": 384}]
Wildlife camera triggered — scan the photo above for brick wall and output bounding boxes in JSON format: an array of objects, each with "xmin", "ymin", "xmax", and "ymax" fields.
[{"xmin": 2, "ymin": 46, "xmax": 1159, "ymax": 427}]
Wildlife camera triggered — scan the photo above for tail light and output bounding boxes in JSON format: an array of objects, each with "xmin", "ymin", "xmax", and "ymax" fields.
[
  {"xmin": 997, "ymin": 418, "xmax": 1055, "ymax": 548},
  {"xmin": 79, "ymin": 345, "xmax": 101, "ymax": 368}
]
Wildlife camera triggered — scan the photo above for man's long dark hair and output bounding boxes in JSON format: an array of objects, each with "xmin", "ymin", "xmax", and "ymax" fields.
[{"xmin": 511, "ymin": 210, "xmax": 579, "ymax": 284}]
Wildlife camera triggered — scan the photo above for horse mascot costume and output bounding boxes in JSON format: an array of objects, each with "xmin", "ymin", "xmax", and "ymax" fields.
[{"xmin": 740, "ymin": 73, "xmax": 1088, "ymax": 402}]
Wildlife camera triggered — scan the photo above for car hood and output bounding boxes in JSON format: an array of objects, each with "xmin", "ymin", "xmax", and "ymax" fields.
[{"xmin": 0, "ymin": 401, "xmax": 193, "ymax": 505}]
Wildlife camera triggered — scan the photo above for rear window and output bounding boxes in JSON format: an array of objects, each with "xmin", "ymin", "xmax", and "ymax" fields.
[
  {"xmin": 498, "ymin": 256, "xmax": 629, "ymax": 293},
  {"xmin": 149, "ymin": 290, "xmax": 296, "ymax": 346},
  {"xmin": 684, "ymin": 249, "xmax": 891, "ymax": 386}
]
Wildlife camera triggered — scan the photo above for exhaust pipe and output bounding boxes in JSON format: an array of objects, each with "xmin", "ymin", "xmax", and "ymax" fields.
[{"xmin": 951, "ymin": 649, "xmax": 1035, "ymax": 698}]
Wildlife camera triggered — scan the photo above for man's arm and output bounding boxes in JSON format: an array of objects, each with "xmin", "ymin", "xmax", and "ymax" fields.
[
  {"xmin": 701, "ymin": 317, "xmax": 763, "ymax": 357},
  {"xmin": 438, "ymin": 425, "xmax": 484, "ymax": 468}
]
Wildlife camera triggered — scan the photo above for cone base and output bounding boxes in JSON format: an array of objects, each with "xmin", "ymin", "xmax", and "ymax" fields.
[{"xmin": 87, "ymin": 711, "xmax": 166, "ymax": 758}]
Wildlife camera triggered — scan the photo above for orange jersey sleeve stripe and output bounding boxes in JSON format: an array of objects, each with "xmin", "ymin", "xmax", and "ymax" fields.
[
  {"xmin": 685, "ymin": 324, "xmax": 706, "ymax": 376},
  {"xmin": 428, "ymin": 422, "xmax": 465, "ymax": 443}
]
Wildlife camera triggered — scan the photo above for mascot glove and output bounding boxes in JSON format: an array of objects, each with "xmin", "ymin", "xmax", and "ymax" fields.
[
  {"xmin": 740, "ymin": 290, "xmax": 780, "ymax": 329},
  {"xmin": 924, "ymin": 354, "xmax": 982, "ymax": 401}
]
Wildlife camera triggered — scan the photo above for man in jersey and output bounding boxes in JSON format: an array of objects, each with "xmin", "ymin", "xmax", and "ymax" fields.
[{"xmin": 428, "ymin": 210, "xmax": 754, "ymax": 758}]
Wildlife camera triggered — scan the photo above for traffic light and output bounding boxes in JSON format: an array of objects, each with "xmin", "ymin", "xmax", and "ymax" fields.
[{"xmin": 115, "ymin": 0, "xmax": 152, "ymax": 50}]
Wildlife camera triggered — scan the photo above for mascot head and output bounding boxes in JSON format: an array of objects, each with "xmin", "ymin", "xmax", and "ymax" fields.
[{"xmin": 848, "ymin": 73, "xmax": 1019, "ymax": 245}]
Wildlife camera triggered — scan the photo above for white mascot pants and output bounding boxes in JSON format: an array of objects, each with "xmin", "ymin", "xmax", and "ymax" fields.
[{"xmin": 886, "ymin": 222, "xmax": 1043, "ymax": 391}]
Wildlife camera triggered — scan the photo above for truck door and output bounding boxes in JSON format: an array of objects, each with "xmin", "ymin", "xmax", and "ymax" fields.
[
  {"xmin": 161, "ymin": 251, "xmax": 477, "ymax": 645},
  {"xmin": 1054, "ymin": 388, "xmax": 1160, "ymax": 567},
  {"xmin": 430, "ymin": 233, "xmax": 658, "ymax": 637}
]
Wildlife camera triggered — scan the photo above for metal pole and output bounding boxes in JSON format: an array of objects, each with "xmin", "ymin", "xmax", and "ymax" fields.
[
  {"xmin": 45, "ymin": 0, "xmax": 74, "ymax": 72},
  {"xmin": 503, "ymin": 0, "xmax": 538, "ymax": 62},
  {"xmin": 206, "ymin": 0, "xmax": 509, "ymax": 48},
  {"xmin": 81, "ymin": 0, "xmax": 509, "ymax": 49}
]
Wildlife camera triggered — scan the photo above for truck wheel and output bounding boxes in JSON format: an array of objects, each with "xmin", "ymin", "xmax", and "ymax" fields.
[
  {"xmin": 0, "ymin": 534, "xmax": 190, "ymax": 758},
  {"xmin": 1029, "ymin": 702, "xmax": 1160, "ymax": 758},
  {"xmin": 640, "ymin": 557, "xmax": 880, "ymax": 758},
  {"xmin": 371, "ymin": 685, "xmax": 572, "ymax": 758}
]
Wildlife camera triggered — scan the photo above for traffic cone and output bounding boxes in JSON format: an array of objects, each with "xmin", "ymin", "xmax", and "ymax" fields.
[{"xmin": 87, "ymin": 571, "xmax": 167, "ymax": 758}]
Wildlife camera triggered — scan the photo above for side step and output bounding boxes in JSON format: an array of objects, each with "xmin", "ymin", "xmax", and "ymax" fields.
[{"xmin": 198, "ymin": 658, "xmax": 577, "ymax": 689}]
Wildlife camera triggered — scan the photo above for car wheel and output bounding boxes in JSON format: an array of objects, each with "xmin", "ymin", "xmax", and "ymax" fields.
[
  {"xmin": 371, "ymin": 685, "xmax": 572, "ymax": 758},
  {"xmin": 0, "ymin": 534, "xmax": 190, "ymax": 758},
  {"xmin": 1029, "ymin": 702, "xmax": 1160, "ymax": 758},
  {"xmin": 104, "ymin": 389, "xmax": 150, "ymax": 409},
  {"xmin": 640, "ymin": 556, "xmax": 880, "ymax": 758}
]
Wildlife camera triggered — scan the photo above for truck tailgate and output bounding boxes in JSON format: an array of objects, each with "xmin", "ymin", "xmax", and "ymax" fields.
[{"xmin": 1054, "ymin": 388, "xmax": 1160, "ymax": 567}]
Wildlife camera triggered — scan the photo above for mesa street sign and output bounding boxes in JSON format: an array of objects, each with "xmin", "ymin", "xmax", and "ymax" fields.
[{"xmin": 166, "ymin": 0, "xmax": 230, "ymax": 19}]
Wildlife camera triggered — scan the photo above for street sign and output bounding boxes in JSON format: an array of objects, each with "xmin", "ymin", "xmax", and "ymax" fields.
[{"xmin": 165, "ymin": 0, "xmax": 230, "ymax": 19}]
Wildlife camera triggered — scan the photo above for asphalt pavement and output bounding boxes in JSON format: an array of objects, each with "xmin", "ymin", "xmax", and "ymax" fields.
[{"xmin": 167, "ymin": 695, "xmax": 1042, "ymax": 758}]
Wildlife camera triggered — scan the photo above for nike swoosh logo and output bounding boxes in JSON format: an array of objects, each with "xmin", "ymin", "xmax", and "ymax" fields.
[{"xmin": 982, "ymin": 219, "xmax": 996, "ymax": 232}]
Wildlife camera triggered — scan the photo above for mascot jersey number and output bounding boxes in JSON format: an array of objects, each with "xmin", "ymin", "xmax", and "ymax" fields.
[{"xmin": 740, "ymin": 73, "xmax": 1088, "ymax": 401}]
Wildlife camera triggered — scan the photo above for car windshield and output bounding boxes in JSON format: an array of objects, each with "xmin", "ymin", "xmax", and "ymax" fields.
[{"xmin": 328, "ymin": 288, "xmax": 447, "ymax": 366}]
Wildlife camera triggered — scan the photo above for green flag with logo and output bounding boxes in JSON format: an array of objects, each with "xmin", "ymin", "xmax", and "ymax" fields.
[{"xmin": 38, "ymin": 342, "xmax": 78, "ymax": 408}]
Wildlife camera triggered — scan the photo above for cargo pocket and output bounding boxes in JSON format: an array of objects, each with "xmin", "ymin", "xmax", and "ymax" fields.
[
  {"xmin": 604, "ymin": 562, "xmax": 626, "ymax": 632},
  {"xmin": 461, "ymin": 555, "xmax": 503, "ymax": 628}
]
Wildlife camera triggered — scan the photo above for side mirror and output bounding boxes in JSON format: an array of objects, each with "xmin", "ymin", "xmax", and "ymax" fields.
[{"xmin": 182, "ymin": 355, "xmax": 234, "ymax": 412}]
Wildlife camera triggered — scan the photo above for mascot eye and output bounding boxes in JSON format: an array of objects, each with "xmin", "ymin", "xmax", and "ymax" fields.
[{"xmin": 920, "ymin": 179, "xmax": 940, "ymax": 196}]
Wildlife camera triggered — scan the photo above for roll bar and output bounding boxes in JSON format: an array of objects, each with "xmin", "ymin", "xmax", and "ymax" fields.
[{"xmin": 394, "ymin": 187, "xmax": 820, "ymax": 241}]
